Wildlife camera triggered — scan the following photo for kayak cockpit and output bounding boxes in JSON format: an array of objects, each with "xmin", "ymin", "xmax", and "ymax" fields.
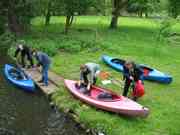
[
  {"xmin": 111, "ymin": 58, "xmax": 125, "ymax": 65},
  {"xmin": 139, "ymin": 65, "xmax": 154, "ymax": 77},
  {"xmin": 8, "ymin": 67, "xmax": 28, "ymax": 81},
  {"xmin": 89, "ymin": 86, "xmax": 122, "ymax": 102}
]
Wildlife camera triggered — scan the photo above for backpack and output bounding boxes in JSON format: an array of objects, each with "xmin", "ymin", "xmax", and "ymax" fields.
[{"xmin": 132, "ymin": 80, "xmax": 145, "ymax": 98}]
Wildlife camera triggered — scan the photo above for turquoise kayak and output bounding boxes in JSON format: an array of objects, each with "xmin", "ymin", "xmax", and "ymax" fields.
[{"xmin": 102, "ymin": 55, "xmax": 172, "ymax": 84}]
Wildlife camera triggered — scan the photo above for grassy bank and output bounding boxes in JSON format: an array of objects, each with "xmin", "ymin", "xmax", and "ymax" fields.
[{"xmin": 25, "ymin": 16, "xmax": 180, "ymax": 135}]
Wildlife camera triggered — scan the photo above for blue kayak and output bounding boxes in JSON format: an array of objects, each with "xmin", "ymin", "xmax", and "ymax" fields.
[
  {"xmin": 4, "ymin": 64, "xmax": 35, "ymax": 92},
  {"xmin": 102, "ymin": 55, "xmax": 172, "ymax": 84}
]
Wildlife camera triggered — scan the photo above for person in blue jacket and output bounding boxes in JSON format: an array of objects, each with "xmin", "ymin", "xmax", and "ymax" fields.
[
  {"xmin": 33, "ymin": 50, "xmax": 51, "ymax": 86},
  {"xmin": 122, "ymin": 61, "xmax": 143, "ymax": 97}
]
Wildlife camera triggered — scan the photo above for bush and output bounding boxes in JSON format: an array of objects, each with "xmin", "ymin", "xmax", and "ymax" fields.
[
  {"xmin": 157, "ymin": 17, "xmax": 177, "ymax": 40},
  {"xmin": 62, "ymin": 40, "xmax": 82, "ymax": 52},
  {"xmin": 27, "ymin": 40, "xmax": 59, "ymax": 56},
  {"xmin": 21, "ymin": 37, "xmax": 103, "ymax": 56},
  {"xmin": 0, "ymin": 32, "xmax": 15, "ymax": 53}
]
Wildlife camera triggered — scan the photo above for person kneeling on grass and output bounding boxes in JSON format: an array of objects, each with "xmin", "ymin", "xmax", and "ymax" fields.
[
  {"xmin": 76, "ymin": 63, "xmax": 100, "ymax": 94},
  {"xmin": 122, "ymin": 61, "xmax": 144, "ymax": 100},
  {"xmin": 33, "ymin": 50, "xmax": 51, "ymax": 86}
]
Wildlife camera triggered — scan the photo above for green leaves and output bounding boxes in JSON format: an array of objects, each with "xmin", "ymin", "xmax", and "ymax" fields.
[
  {"xmin": 127, "ymin": 0, "xmax": 160, "ymax": 16},
  {"xmin": 168, "ymin": 0, "xmax": 180, "ymax": 18}
]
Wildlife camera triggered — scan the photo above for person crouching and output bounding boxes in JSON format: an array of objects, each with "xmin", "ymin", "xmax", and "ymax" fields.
[{"xmin": 77, "ymin": 63, "xmax": 100, "ymax": 94}]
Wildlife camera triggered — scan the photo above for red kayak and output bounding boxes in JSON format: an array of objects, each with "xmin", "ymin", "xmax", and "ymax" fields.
[{"xmin": 64, "ymin": 80, "xmax": 149, "ymax": 117}]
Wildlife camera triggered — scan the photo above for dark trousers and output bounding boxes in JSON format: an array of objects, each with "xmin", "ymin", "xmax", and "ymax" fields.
[
  {"xmin": 123, "ymin": 79, "xmax": 132, "ymax": 97},
  {"xmin": 82, "ymin": 73, "xmax": 97, "ymax": 85},
  {"xmin": 21, "ymin": 53, "xmax": 33, "ymax": 68}
]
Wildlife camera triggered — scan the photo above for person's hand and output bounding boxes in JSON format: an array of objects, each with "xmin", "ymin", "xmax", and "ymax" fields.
[
  {"xmin": 32, "ymin": 64, "xmax": 37, "ymax": 68},
  {"xmin": 87, "ymin": 84, "xmax": 91, "ymax": 91},
  {"xmin": 78, "ymin": 80, "xmax": 81, "ymax": 87},
  {"xmin": 32, "ymin": 64, "xmax": 38, "ymax": 69},
  {"xmin": 130, "ymin": 76, "xmax": 134, "ymax": 80}
]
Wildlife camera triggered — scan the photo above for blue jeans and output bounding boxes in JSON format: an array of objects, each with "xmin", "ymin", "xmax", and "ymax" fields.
[{"xmin": 42, "ymin": 64, "xmax": 50, "ymax": 86}]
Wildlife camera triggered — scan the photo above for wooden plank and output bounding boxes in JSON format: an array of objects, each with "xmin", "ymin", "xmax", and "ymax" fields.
[
  {"xmin": 24, "ymin": 69, "xmax": 59, "ymax": 95},
  {"xmin": 49, "ymin": 71, "xmax": 64, "ymax": 86}
]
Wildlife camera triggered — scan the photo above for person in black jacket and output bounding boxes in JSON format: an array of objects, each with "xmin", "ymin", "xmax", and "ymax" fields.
[
  {"xmin": 14, "ymin": 41, "xmax": 34, "ymax": 68},
  {"xmin": 122, "ymin": 61, "xmax": 143, "ymax": 97}
]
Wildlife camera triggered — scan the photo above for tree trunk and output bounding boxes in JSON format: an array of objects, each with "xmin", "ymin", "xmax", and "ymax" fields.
[
  {"xmin": 45, "ymin": 1, "xmax": 51, "ymax": 26},
  {"xmin": 65, "ymin": 15, "xmax": 74, "ymax": 34},
  {"xmin": 138, "ymin": 10, "xmax": 143, "ymax": 18},
  {"xmin": 109, "ymin": 0, "xmax": 129, "ymax": 29},
  {"xmin": 0, "ymin": 16, "xmax": 6, "ymax": 34},
  {"xmin": 69, "ymin": 16, "xmax": 74, "ymax": 26},
  {"xmin": 110, "ymin": 0, "xmax": 119, "ymax": 29},
  {"xmin": 110, "ymin": 14, "xmax": 119, "ymax": 29},
  {"xmin": 145, "ymin": 12, "xmax": 148, "ymax": 18},
  {"xmin": 45, "ymin": 10, "xmax": 51, "ymax": 25},
  {"xmin": 8, "ymin": 7, "xmax": 24, "ymax": 35}
]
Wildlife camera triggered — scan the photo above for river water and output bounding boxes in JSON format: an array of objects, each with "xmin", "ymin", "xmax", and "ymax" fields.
[{"xmin": 0, "ymin": 53, "xmax": 87, "ymax": 135}]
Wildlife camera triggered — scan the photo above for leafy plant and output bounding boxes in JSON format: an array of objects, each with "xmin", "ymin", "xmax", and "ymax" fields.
[
  {"xmin": 0, "ymin": 32, "xmax": 15, "ymax": 53},
  {"xmin": 157, "ymin": 17, "xmax": 177, "ymax": 41}
]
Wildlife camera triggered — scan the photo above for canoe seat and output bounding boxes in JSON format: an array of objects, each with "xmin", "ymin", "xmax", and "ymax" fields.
[
  {"xmin": 143, "ymin": 69, "xmax": 150, "ymax": 76},
  {"xmin": 9, "ymin": 68, "xmax": 26, "ymax": 80},
  {"xmin": 90, "ymin": 87, "xmax": 122, "ymax": 101}
]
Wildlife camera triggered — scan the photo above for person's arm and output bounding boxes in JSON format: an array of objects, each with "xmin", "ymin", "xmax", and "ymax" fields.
[
  {"xmin": 35, "ymin": 54, "xmax": 41, "ymax": 67},
  {"xmin": 80, "ymin": 71, "xmax": 84, "ymax": 81},
  {"xmin": 123, "ymin": 66, "xmax": 130, "ymax": 79},
  {"xmin": 89, "ymin": 70, "xmax": 95, "ymax": 86},
  {"xmin": 138, "ymin": 67, "xmax": 144, "ymax": 81},
  {"xmin": 77, "ymin": 71, "xmax": 84, "ymax": 86},
  {"xmin": 14, "ymin": 47, "xmax": 20, "ymax": 58}
]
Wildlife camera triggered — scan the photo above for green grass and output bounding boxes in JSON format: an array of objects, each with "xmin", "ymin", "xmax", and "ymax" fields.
[{"xmin": 27, "ymin": 16, "xmax": 180, "ymax": 135}]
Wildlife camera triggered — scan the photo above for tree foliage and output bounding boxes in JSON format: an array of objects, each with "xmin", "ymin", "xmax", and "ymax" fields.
[
  {"xmin": 60, "ymin": 0, "xmax": 105, "ymax": 33},
  {"xmin": 0, "ymin": 0, "xmax": 39, "ymax": 35},
  {"xmin": 168, "ymin": 0, "xmax": 180, "ymax": 18},
  {"xmin": 0, "ymin": 0, "xmax": 179, "ymax": 35},
  {"xmin": 127, "ymin": 0, "xmax": 160, "ymax": 17},
  {"xmin": 0, "ymin": 1, "xmax": 6, "ymax": 34}
]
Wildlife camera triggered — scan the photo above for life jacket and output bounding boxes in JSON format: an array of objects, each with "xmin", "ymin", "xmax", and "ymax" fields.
[{"xmin": 132, "ymin": 80, "xmax": 145, "ymax": 98}]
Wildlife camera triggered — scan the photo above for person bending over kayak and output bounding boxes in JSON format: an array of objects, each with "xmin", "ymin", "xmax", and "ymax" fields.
[
  {"xmin": 14, "ymin": 40, "xmax": 34, "ymax": 68},
  {"xmin": 77, "ymin": 63, "xmax": 100, "ymax": 93},
  {"xmin": 122, "ymin": 61, "xmax": 143, "ymax": 98},
  {"xmin": 33, "ymin": 50, "xmax": 51, "ymax": 86}
]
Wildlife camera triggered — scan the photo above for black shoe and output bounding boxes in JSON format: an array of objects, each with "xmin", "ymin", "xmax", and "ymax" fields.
[
  {"xmin": 133, "ymin": 97, "xmax": 138, "ymax": 101},
  {"xmin": 38, "ymin": 80, "xmax": 43, "ymax": 83}
]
